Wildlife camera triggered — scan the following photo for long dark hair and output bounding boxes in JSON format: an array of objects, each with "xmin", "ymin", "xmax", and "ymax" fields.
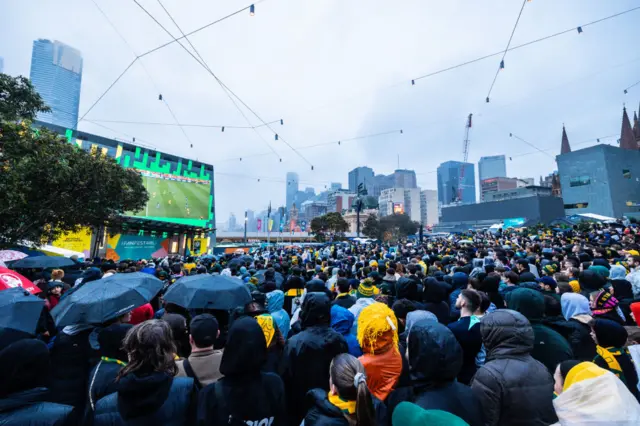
[
  {"xmin": 330, "ymin": 354, "xmax": 376, "ymax": 426},
  {"xmin": 117, "ymin": 320, "xmax": 177, "ymax": 380}
]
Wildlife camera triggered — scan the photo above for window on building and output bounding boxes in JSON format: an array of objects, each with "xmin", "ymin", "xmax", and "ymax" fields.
[
  {"xmin": 564, "ymin": 202, "xmax": 589, "ymax": 209},
  {"xmin": 623, "ymin": 169, "xmax": 631, "ymax": 179},
  {"xmin": 569, "ymin": 176, "xmax": 591, "ymax": 187}
]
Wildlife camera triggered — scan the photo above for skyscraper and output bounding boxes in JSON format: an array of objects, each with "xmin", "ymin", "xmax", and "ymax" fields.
[
  {"xmin": 348, "ymin": 166, "xmax": 374, "ymax": 193},
  {"xmin": 0, "ymin": 57, "xmax": 4, "ymax": 74},
  {"xmin": 30, "ymin": 39, "xmax": 83, "ymax": 129},
  {"xmin": 478, "ymin": 155, "xmax": 507, "ymax": 181},
  {"xmin": 286, "ymin": 172, "xmax": 299, "ymax": 211},
  {"xmin": 393, "ymin": 169, "xmax": 417, "ymax": 188},
  {"xmin": 330, "ymin": 182, "xmax": 342, "ymax": 190},
  {"xmin": 437, "ymin": 161, "xmax": 476, "ymax": 205}
]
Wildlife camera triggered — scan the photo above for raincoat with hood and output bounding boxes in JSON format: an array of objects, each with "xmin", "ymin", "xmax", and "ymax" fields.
[
  {"xmin": 507, "ymin": 288, "xmax": 573, "ymax": 374},
  {"xmin": 330, "ymin": 305, "xmax": 362, "ymax": 357},
  {"xmin": 552, "ymin": 362, "xmax": 640, "ymax": 425},
  {"xmin": 548, "ymin": 293, "xmax": 596, "ymax": 361},
  {"xmin": 470, "ymin": 310, "xmax": 557, "ymax": 426},
  {"xmin": 0, "ymin": 339, "xmax": 76, "ymax": 425},
  {"xmin": 279, "ymin": 293, "xmax": 348, "ymax": 425},
  {"xmin": 266, "ymin": 290, "xmax": 291, "ymax": 339},
  {"xmin": 387, "ymin": 320, "xmax": 484, "ymax": 426},
  {"xmin": 198, "ymin": 317, "xmax": 287, "ymax": 426}
]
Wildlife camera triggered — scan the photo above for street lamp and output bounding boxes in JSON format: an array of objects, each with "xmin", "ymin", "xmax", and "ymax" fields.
[{"xmin": 244, "ymin": 211, "xmax": 248, "ymax": 243}]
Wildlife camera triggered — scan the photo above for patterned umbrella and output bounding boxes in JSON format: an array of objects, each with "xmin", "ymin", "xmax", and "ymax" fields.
[
  {"xmin": 0, "ymin": 267, "xmax": 41, "ymax": 294},
  {"xmin": 0, "ymin": 250, "xmax": 28, "ymax": 262}
]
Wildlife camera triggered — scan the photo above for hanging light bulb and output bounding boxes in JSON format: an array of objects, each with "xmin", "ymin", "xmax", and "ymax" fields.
[
  {"xmin": 249, "ymin": 4, "xmax": 255, "ymax": 16},
  {"xmin": 240, "ymin": 157, "xmax": 242, "ymax": 161},
  {"xmin": 509, "ymin": 133, "xmax": 513, "ymax": 137},
  {"xmin": 486, "ymin": 97, "xmax": 490, "ymax": 103},
  {"xmin": 624, "ymin": 89, "xmax": 629, "ymax": 94},
  {"xmin": 411, "ymin": 80, "xmax": 415, "ymax": 85},
  {"xmin": 577, "ymin": 26, "xmax": 583, "ymax": 34},
  {"xmin": 311, "ymin": 165, "xmax": 314, "ymax": 170},
  {"xmin": 221, "ymin": 126, "xmax": 225, "ymax": 132},
  {"xmin": 190, "ymin": 144, "xmax": 193, "ymax": 148},
  {"xmin": 280, "ymin": 119, "xmax": 284, "ymax": 125},
  {"xmin": 400, "ymin": 130, "xmax": 403, "ymax": 134},
  {"xmin": 338, "ymin": 141, "xmax": 341, "ymax": 145},
  {"xmin": 275, "ymin": 134, "xmax": 278, "ymax": 141},
  {"xmin": 132, "ymin": 137, "xmax": 136, "ymax": 142},
  {"xmin": 279, "ymin": 158, "xmax": 282, "ymax": 162},
  {"xmin": 158, "ymin": 94, "xmax": 163, "ymax": 101},
  {"xmin": 500, "ymin": 60, "xmax": 505, "ymax": 70}
]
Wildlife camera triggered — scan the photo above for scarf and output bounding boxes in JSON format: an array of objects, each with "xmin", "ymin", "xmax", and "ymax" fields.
[
  {"xmin": 328, "ymin": 392, "xmax": 356, "ymax": 415},
  {"xmin": 255, "ymin": 314, "xmax": 275, "ymax": 347},
  {"xmin": 591, "ymin": 290, "xmax": 619, "ymax": 315},
  {"xmin": 595, "ymin": 345, "xmax": 629, "ymax": 384}
]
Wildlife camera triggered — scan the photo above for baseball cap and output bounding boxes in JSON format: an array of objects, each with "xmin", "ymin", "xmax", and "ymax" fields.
[
  {"xmin": 537, "ymin": 276, "xmax": 557, "ymax": 289},
  {"xmin": 189, "ymin": 314, "xmax": 219, "ymax": 348}
]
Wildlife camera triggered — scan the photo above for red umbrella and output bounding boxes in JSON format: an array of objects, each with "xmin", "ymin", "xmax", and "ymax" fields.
[{"xmin": 0, "ymin": 267, "xmax": 41, "ymax": 295}]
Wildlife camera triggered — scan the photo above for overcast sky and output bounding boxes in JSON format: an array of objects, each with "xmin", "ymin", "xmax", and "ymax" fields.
[{"xmin": 2, "ymin": 0, "xmax": 640, "ymax": 222}]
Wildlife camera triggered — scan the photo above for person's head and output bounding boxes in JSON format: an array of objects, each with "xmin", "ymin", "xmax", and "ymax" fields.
[
  {"xmin": 161, "ymin": 313, "xmax": 189, "ymax": 357},
  {"xmin": 300, "ymin": 292, "xmax": 332, "ymax": 328},
  {"xmin": 98, "ymin": 323, "xmax": 133, "ymax": 361},
  {"xmin": 0, "ymin": 339, "xmax": 50, "ymax": 397},
  {"xmin": 538, "ymin": 276, "xmax": 557, "ymax": 292},
  {"xmin": 553, "ymin": 360, "xmax": 585, "ymax": 395},
  {"xmin": 48, "ymin": 281, "xmax": 64, "ymax": 296},
  {"xmin": 480, "ymin": 309, "xmax": 534, "ymax": 357},
  {"xmin": 455, "ymin": 289, "xmax": 481, "ymax": 316},
  {"xmin": 406, "ymin": 320, "xmax": 462, "ymax": 384},
  {"xmin": 336, "ymin": 278, "xmax": 350, "ymax": 294},
  {"xmin": 553, "ymin": 361, "xmax": 607, "ymax": 396},
  {"xmin": 516, "ymin": 259, "xmax": 529, "ymax": 272},
  {"xmin": 117, "ymin": 320, "xmax": 177, "ymax": 380},
  {"xmin": 504, "ymin": 271, "xmax": 519, "ymax": 285},
  {"xmin": 51, "ymin": 269, "xmax": 64, "ymax": 281},
  {"xmin": 329, "ymin": 353, "xmax": 375, "ymax": 426},
  {"xmin": 220, "ymin": 316, "xmax": 266, "ymax": 377},
  {"xmin": 392, "ymin": 299, "xmax": 416, "ymax": 327},
  {"xmin": 589, "ymin": 318, "xmax": 628, "ymax": 348},
  {"xmin": 476, "ymin": 291, "xmax": 491, "ymax": 315},
  {"xmin": 189, "ymin": 314, "xmax": 219, "ymax": 350},
  {"xmin": 357, "ymin": 302, "xmax": 398, "ymax": 355},
  {"xmin": 392, "ymin": 402, "xmax": 469, "ymax": 426}
]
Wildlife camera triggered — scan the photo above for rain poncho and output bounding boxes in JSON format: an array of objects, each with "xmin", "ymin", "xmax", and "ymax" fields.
[
  {"xmin": 266, "ymin": 290, "xmax": 290, "ymax": 339},
  {"xmin": 330, "ymin": 305, "xmax": 362, "ymax": 357},
  {"xmin": 552, "ymin": 362, "xmax": 640, "ymax": 425}
]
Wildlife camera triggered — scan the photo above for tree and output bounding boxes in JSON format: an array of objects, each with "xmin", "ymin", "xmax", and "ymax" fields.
[
  {"xmin": 310, "ymin": 212, "xmax": 349, "ymax": 242},
  {"xmin": 0, "ymin": 73, "xmax": 149, "ymax": 248},
  {"xmin": 379, "ymin": 214, "xmax": 419, "ymax": 242},
  {"xmin": 362, "ymin": 214, "xmax": 381, "ymax": 239}
]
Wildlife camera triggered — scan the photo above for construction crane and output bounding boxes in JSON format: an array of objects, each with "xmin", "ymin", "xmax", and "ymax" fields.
[{"xmin": 456, "ymin": 113, "xmax": 473, "ymax": 203}]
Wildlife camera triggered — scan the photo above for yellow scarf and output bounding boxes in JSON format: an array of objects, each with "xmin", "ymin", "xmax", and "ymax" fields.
[
  {"xmin": 328, "ymin": 392, "xmax": 356, "ymax": 415},
  {"xmin": 256, "ymin": 314, "xmax": 275, "ymax": 347},
  {"xmin": 596, "ymin": 345, "xmax": 627, "ymax": 382}
]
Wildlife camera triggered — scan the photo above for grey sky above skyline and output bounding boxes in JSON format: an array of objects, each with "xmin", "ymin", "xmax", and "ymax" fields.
[{"xmin": 2, "ymin": 0, "xmax": 639, "ymax": 221}]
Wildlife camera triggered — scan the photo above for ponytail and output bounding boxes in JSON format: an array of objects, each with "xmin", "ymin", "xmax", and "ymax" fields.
[{"xmin": 330, "ymin": 354, "xmax": 377, "ymax": 426}]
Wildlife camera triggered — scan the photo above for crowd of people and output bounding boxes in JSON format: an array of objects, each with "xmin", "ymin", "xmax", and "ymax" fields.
[{"xmin": 3, "ymin": 221, "xmax": 640, "ymax": 425}]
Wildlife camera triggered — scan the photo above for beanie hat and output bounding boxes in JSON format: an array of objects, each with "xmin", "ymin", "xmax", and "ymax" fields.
[
  {"xmin": 357, "ymin": 302, "xmax": 398, "ymax": 355},
  {"xmin": 568, "ymin": 280, "xmax": 581, "ymax": 293}
]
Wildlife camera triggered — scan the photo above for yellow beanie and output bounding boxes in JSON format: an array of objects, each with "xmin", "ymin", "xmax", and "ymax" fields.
[
  {"xmin": 569, "ymin": 280, "xmax": 581, "ymax": 293},
  {"xmin": 357, "ymin": 302, "xmax": 399, "ymax": 355}
]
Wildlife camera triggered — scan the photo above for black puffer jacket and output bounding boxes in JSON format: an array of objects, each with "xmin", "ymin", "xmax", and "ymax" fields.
[
  {"xmin": 470, "ymin": 310, "xmax": 557, "ymax": 426},
  {"xmin": 387, "ymin": 320, "xmax": 484, "ymax": 426},
  {"xmin": 0, "ymin": 388, "xmax": 76, "ymax": 426},
  {"xmin": 304, "ymin": 389, "xmax": 349, "ymax": 426},
  {"xmin": 543, "ymin": 316, "xmax": 596, "ymax": 361},
  {"xmin": 279, "ymin": 293, "xmax": 348, "ymax": 426}
]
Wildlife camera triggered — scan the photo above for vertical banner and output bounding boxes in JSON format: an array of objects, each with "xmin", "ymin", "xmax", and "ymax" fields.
[
  {"xmin": 268, "ymin": 218, "xmax": 274, "ymax": 232},
  {"xmin": 257, "ymin": 219, "xmax": 262, "ymax": 232},
  {"xmin": 300, "ymin": 220, "xmax": 307, "ymax": 232}
]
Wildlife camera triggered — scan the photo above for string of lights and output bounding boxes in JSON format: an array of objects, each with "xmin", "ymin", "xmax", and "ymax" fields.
[
  {"xmin": 411, "ymin": 6, "xmax": 640, "ymax": 84},
  {"xmin": 134, "ymin": 0, "xmax": 291, "ymax": 162},
  {"xmin": 624, "ymin": 79, "xmax": 640, "ymax": 94},
  {"xmin": 86, "ymin": 118, "xmax": 283, "ymax": 130},
  {"xmin": 485, "ymin": 0, "xmax": 528, "ymax": 103}
]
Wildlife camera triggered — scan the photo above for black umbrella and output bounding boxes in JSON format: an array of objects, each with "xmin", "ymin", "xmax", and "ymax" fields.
[
  {"xmin": 254, "ymin": 270, "xmax": 284, "ymax": 288},
  {"xmin": 51, "ymin": 272, "xmax": 163, "ymax": 327},
  {"xmin": 227, "ymin": 255, "xmax": 253, "ymax": 268},
  {"xmin": 0, "ymin": 287, "xmax": 45, "ymax": 335},
  {"xmin": 11, "ymin": 256, "xmax": 76, "ymax": 269},
  {"xmin": 163, "ymin": 274, "xmax": 252, "ymax": 310}
]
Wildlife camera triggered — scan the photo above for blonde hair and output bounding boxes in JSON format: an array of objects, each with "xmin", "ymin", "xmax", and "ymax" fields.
[{"xmin": 51, "ymin": 269, "xmax": 64, "ymax": 281}]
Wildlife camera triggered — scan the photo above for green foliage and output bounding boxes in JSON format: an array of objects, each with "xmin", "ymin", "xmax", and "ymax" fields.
[
  {"xmin": 310, "ymin": 212, "xmax": 349, "ymax": 242},
  {"xmin": 379, "ymin": 214, "xmax": 419, "ymax": 242},
  {"xmin": 362, "ymin": 214, "xmax": 381, "ymax": 239},
  {"xmin": 0, "ymin": 73, "xmax": 148, "ymax": 248}
]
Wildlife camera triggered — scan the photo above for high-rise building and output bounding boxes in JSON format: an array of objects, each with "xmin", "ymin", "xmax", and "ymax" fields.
[
  {"xmin": 478, "ymin": 155, "xmax": 507, "ymax": 181},
  {"xmin": 348, "ymin": 167, "xmax": 374, "ymax": 193},
  {"xmin": 0, "ymin": 57, "xmax": 4, "ymax": 74},
  {"xmin": 286, "ymin": 172, "xmax": 299, "ymax": 211},
  {"xmin": 246, "ymin": 209, "xmax": 255, "ymax": 231},
  {"xmin": 372, "ymin": 174, "xmax": 394, "ymax": 197},
  {"xmin": 328, "ymin": 189, "xmax": 356, "ymax": 213},
  {"xmin": 480, "ymin": 177, "xmax": 520, "ymax": 201},
  {"xmin": 30, "ymin": 39, "xmax": 83, "ymax": 129},
  {"xmin": 420, "ymin": 190, "xmax": 439, "ymax": 226},
  {"xmin": 228, "ymin": 213, "xmax": 237, "ymax": 231},
  {"xmin": 393, "ymin": 169, "xmax": 418, "ymax": 188},
  {"xmin": 330, "ymin": 182, "xmax": 342, "ymax": 191},
  {"xmin": 437, "ymin": 161, "xmax": 476, "ymax": 206},
  {"xmin": 378, "ymin": 188, "xmax": 422, "ymax": 223}
]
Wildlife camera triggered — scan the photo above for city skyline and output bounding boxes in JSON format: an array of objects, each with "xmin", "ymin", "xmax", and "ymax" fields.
[{"xmin": 2, "ymin": 1, "xmax": 638, "ymax": 220}]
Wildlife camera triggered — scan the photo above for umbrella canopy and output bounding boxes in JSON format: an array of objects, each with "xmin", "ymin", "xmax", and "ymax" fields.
[
  {"xmin": 0, "ymin": 250, "xmax": 28, "ymax": 262},
  {"xmin": 163, "ymin": 274, "xmax": 251, "ymax": 310},
  {"xmin": 12, "ymin": 256, "xmax": 75, "ymax": 269},
  {"xmin": 254, "ymin": 269, "xmax": 284, "ymax": 287},
  {"xmin": 0, "ymin": 267, "xmax": 41, "ymax": 294},
  {"xmin": 227, "ymin": 255, "xmax": 253, "ymax": 268},
  {"xmin": 51, "ymin": 272, "xmax": 163, "ymax": 327},
  {"xmin": 0, "ymin": 287, "xmax": 45, "ymax": 335}
]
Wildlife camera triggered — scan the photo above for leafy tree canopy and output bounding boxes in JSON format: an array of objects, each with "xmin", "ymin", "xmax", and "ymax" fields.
[
  {"xmin": 362, "ymin": 214, "xmax": 381, "ymax": 239},
  {"xmin": 379, "ymin": 214, "xmax": 419, "ymax": 242},
  {"xmin": 0, "ymin": 73, "xmax": 148, "ymax": 248},
  {"xmin": 310, "ymin": 212, "xmax": 349, "ymax": 242}
]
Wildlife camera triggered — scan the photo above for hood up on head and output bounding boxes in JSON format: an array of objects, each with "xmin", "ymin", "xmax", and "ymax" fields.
[
  {"xmin": 300, "ymin": 292, "xmax": 332, "ymax": 328},
  {"xmin": 220, "ymin": 316, "xmax": 266, "ymax": 376},
  {"xmin": 481, "ymin": 309, "xmax": 534, "ymax": 361},
  {"xmin": 266, "ymin": 290, "xmax": 285, "ymax": 313},
  {"xmin": 330, "ymin": 304, "xmax": 355, "ymax": 335},
  {"xmin": 561, "ymin": 293, "xmax": 591, "ymax": 321},
  {"xmin": 508, "ymin": 288, "xmax": 545, "ymax": 321},
  {"xmin": 408, "ymin": 320, "xmax": 462, "ymax": 385}
]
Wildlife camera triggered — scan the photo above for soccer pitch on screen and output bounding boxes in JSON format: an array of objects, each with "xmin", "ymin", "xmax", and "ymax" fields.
[{"xmin": 128, "ymin": 175, "xmax": 211, "ymax": 225}]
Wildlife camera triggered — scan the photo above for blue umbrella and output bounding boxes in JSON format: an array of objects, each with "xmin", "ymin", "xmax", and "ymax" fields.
[
  {"xmin": 11, "ymin": 256, "xmax": 75, "ymax": 269},
  {"xmin": 163, "ymin": 274, "xmax": 251, "ymax": 310},
  {"xmin": 51, "ymin": 272, "xmax": 163, "ymax": 327},
  {"xmin": 0, "ymin": 287, "xmax": 45, "ymax": 335}
]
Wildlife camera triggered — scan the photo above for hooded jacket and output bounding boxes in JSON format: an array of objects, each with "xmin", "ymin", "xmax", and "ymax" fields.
[
  {"xmin": 303, "ymin": 388, "xmax": 350, "ymax": 426},
  {"xmin": 544, "ymin": 293, "xmax": 596, "ymax": 361},
  {"xmin": 387, "ymin": 320, "xmax": 484, "ymax": 426},
  {"xmin": 0, "ymin": 388, "xmax": 76, "ymax": 426},
  {"xmin": 266, "ymin": 290, "xmax": 291, "ymax": 339},
  {"xmin": 198, "ymin": 317, "xmax": 287, "ymax": 426},
  {"xmin": 507, "ymin": 288, "xmax": 573, "ymax": 374},
  {"xmin": 279, "ymin": 293, "xmax": 348, "ymax": 426},
  {"xmin": 470, "ymin": 310, "xmax": 557, "ymax": 426},
  {"xmin": 330, "ymin": 305, "xmax": 362, "ymax": 357},
  {"xmin": 422, "ymin": 278, "xmax": 450, "ymax": 324}
]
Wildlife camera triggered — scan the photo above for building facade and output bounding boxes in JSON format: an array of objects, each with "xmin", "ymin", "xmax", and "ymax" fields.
[
  {"xmin": 557, "ymin": 144, "xmax": 640, "ymax": 218},
  {"xmin": 480, "ymin": 177, "xmax": 521, "ymax": 201},
  {"xmin": 0, "ymin": 57, "xmax": 4, "ymax": 73},
  {"xmin": 328, "ymin": 189, "xmax": 356, "ymax": 213},
  {"xmin": 348, "ymin": 167, "xmax": 374, "ymax": 194},
  {"xmin": 300, "ymin": 200, "xmax": 328, "ymax": 220},
  {"xmin": 330, "ymin": 182, "xmax": 342, "ymax": 190},
  {"xmin": 379, "ymin": 188, "xmax": 421, "ymax": 222},
  {"xmin": 478, "ymin": 155, "xmax": 507, "ymax": 181},
  {"xmin": 30, "ymin": 39, "xmax": 83, "ymax": 129},
  {"xmin": 343, "ymin": 209, "xmax": 378, "ymax": 234},
  {"xmin": 420, "ymin": 189, "xmax": 438, "ymax": 226},
  {"xmin": 393, "ymin": 169, "xmax": 417, "ymax": 188},
  {"xmin": 485, "ymin": 185, "xmax": 553, "ymax": 202},
  {"xmin": 437, "ymin": 161, "xmax": 476, "ymax": 206},
  {"xmin": 285, "ymin": 172, "xmax": 299, "ymax": 211}
]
